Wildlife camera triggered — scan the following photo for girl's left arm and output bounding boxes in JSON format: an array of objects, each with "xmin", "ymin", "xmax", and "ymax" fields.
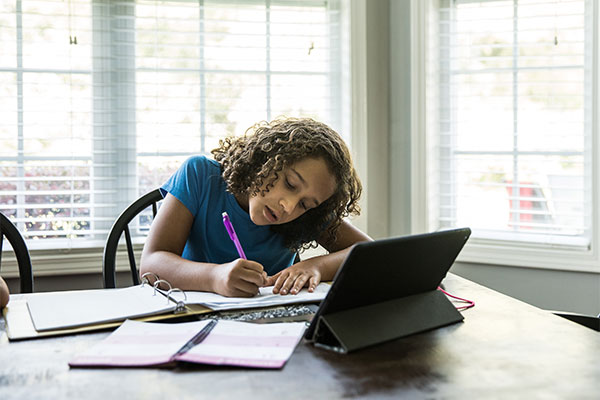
[{"xmin": 266, "ymin": 220, "xmax": 372, "ymax": 295}]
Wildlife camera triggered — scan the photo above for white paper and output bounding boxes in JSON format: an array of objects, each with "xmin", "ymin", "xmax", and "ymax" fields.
[
  {"xmin": 27, "ymin": 285, "xmax": 176, "ymax": 331},
  {"xmin": 27, "ymin": 282, "xmax": 329, "ymax": 332},
  {"xmin": 176, "ymin": 282, "xmax": 329, "ymax": 311}
]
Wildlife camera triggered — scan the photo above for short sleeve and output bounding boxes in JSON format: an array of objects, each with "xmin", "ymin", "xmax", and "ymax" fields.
[{"xmin": 161, "ymin": 155, "xmax": 213, "ymax": 217}]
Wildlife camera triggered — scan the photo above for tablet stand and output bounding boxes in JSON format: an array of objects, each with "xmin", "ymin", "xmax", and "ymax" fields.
[{"xmin": 312, "ymin": 289, "xmax": 463, "ymax": 353}]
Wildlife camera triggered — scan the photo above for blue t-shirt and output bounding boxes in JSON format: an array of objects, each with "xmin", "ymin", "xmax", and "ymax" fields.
[{"xmin": 160, "ymin": 155, "xmax": 295, "ymax": 275}]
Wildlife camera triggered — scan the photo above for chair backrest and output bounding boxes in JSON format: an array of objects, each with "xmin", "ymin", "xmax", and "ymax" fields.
[
  {"xmin": 103, "ymin": 189, "xmax": 163, "ymax": 288},
  {"xmin": 0, "ymin": 212, "xmax": 34, "ymax": 293}
]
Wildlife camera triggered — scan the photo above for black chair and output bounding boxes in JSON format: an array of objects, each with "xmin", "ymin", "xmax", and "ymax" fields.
[
  {"xmin": 553, "ymin": 311, "xmax": 600, "ymax": 332},
  {"xmin": 103, "ymin": 189, "xmax": 163, "ymax": 288},
  {"xmin": 0, "ymin": 212, "xmax": 34, "ymax": 293}
]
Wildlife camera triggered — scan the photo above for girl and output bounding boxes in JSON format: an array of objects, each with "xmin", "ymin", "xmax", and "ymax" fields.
[{"xmin": 140, "ymin": 117, "xmax": 371, "ymax": 297}]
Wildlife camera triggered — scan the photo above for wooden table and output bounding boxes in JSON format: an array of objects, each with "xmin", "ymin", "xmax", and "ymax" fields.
[{"xmin": 1, "ymin": 274, "xmax": 598, "ymax": 399}]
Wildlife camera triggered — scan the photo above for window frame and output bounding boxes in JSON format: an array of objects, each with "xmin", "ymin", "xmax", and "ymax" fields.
[{"xmin": 411, "ymin": 0, "xmax": 600, "ymax": 273}]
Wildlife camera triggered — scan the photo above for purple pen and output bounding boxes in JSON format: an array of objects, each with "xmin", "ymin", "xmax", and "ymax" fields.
[{"xmin": 222, "ymin": 212, "xmax": 247, "ymax": 259}]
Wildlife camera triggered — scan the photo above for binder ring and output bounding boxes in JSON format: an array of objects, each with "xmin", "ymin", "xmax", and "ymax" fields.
[
  {"xmin": 153, "ymin": 279, "xmax": 172, "ymax": 302},
  {"xmin": 141, "ymin": 272, "xmax": 159, "ymax": 287},
  {"xmin": 168, "ymin": 288, "xmax": 187, "ymax": 313}
]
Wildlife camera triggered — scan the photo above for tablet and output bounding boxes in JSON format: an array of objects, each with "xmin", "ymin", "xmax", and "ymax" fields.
[{"xmin": 304, "ymin": 227, "xmax": 472, "ymax": 342}]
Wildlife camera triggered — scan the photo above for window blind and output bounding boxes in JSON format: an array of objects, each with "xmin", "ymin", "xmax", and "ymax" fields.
[
  {"xmin": 437, "ymin": 0, "xmax": 591, "ymax": 247},
  {"xmin": 0, "ymin": 0, "xmax": 345, "ymax": 249}
]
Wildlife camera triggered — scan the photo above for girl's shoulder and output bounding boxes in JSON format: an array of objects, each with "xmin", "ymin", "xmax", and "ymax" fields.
[
  {"xmin": 182, "ymin": 155, "xmax": 221, "ymax": 174},
  {"xmin": 184, "ymin": 154, "xmax": 219, "ymax": 167}
]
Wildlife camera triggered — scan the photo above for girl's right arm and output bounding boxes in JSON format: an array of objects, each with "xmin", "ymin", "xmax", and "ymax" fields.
[
  {"xmin": 140, "ymin": 194, "xmax": 266, "ymax": 297},
  {"xmin": 0, "ymin": 276, "xmax": 9, "ymax": 308}
]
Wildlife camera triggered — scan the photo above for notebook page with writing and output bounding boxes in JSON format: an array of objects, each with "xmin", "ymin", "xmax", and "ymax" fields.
[
  {"xmin": 177, "ymin": 282, "xmax": 329, "ymax": 311},
  {"xmin": 27, "ymin": 285, "xmax": 178, "ymax": 332}
]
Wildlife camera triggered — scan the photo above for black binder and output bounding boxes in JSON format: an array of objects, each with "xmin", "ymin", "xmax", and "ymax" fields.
[{"xmin": 305, "ymin": 228, "xmax": 471, "ymax": 353}]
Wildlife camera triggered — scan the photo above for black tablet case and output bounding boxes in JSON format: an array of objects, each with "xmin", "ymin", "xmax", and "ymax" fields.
[{"xmin": 305, "ymin": 227, "xmax": 471, "ymax": 353}]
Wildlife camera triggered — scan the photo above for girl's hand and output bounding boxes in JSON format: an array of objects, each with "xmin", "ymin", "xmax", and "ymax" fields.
[
  {"xmin": 211, "ymin": 259, "xmax": 267, "ymax": 297},
  {"xmin": 266, "ymin": 261, "xmax": 322, "ymax": 295}
]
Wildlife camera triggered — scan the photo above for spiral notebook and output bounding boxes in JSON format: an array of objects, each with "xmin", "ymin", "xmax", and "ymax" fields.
[
  {"xmin": 25, "ymin": 274, "xmax": 329, "ymax": 333},
  {"xmin": 69, "ymin": 319, "xmax": 306, "ymax": 369}
]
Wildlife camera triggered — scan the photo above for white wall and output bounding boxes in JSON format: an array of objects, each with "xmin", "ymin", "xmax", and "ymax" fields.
[
  {"xmin": 350, "ymin": 0, "xmax": 391, "ymax": 239},
  {"xmin": 451, "ymin": 262, "xmax": 600, "ymax": 315}
]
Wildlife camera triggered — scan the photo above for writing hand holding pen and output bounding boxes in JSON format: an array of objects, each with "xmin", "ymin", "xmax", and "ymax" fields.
[{"xmin": 221, "ymin": 212, "xmax": 267, "ymax": 295}]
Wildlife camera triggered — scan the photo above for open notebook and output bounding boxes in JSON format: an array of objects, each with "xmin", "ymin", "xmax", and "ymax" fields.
[
  {"xmin": 24, "ymin": 281, "xmax": 329, "ymax": 332},
  {"xmin": 69, "ymin": 319, "xmax": 306, "ymax": 369}
]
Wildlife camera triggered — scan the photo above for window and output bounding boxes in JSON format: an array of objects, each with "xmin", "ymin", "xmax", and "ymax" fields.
[
  {"xmin": 0, "ymin": 0, "xmax": 347, "ymax": 251},
  {"xmin": 427, "ymin": 0, "xmax": 598, "ymax": 270}
]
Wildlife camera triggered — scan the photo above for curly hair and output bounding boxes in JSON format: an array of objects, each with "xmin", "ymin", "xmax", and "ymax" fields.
[{"xmin": 211, "ymin": 117, "xmax": 362, "ymax": 252}]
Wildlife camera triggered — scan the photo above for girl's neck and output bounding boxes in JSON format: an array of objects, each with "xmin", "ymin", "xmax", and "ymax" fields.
[{"xmin": 234, "ymin": 192, "xmax": 249, "ymax": 212}]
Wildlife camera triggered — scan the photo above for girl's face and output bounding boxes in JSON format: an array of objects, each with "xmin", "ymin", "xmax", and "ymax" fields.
[{"xmin": 239, "ymin": 157, "xmax": 336, "ymax": 226}]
